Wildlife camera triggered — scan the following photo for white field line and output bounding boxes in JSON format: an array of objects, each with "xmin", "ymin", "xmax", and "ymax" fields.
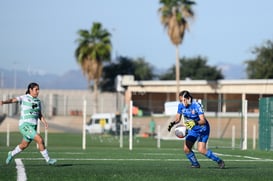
[
  {"xmin": 20, "ymin": 158, "xmax": 273, "ymax": 162},
  {"xmin": 214, "ymin": 152, "xmax": 273, "ymax": 161},
  {"xmin": 19, "ymin": 151, "xmax": 273, "ymax": 162},
  {"xmin": 15, "ymin": 159, "xmax": 27, "ymax": 181}
]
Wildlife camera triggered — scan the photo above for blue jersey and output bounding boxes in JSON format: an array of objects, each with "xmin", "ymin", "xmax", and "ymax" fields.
[
  {"xmin": 177, "ymin": 101, "xmax": 205, "ymax": 122},
  {"xmin": 177, "ymin": 101, "xmax": 210, "ymax": 142}
]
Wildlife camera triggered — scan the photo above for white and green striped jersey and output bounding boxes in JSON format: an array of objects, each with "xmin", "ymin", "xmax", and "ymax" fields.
[{"xmin": 16, "ymin": 94, "xmax": 41, "ymax": 126}]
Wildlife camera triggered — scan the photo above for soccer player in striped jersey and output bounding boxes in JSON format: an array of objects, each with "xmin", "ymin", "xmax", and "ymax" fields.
[{"xmin": 0, "ymin": 82, "xmax": 57, "ymax": 165}]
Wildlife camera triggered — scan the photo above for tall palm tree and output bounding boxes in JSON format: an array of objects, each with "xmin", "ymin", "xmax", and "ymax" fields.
[
  {"xmin": 158, "ymin": 0, "xmax": 195, "ymax": 99},
  {"xmin": 75, "ymin": 22, "xmax": 112, "ymax": 113}
]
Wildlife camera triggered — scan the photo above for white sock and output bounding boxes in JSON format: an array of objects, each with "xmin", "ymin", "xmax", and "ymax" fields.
[
  {"xmin": 11, "ymin": 145, "xmax": 22, "ymax": 157},
  {"xmin": 40, "ymin": 149, "xmax": 50, "ymax": 162}
]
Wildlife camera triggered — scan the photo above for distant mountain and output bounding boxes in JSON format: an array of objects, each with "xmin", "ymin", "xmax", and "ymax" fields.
[
  {"xmin": 0, "ymin": 68, "xmax": 88, "ymax": 89},
  {"xmin": 217, "ymin": 63, "xmax": 247, "ymax": 79},
  {"xmin": 0, "ymin": 63, "xmax": 247, "ymax": 89}
]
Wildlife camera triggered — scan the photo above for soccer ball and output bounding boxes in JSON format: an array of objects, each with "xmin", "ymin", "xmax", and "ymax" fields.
[{"xmin": 174, "ymin": 125, "xmax": 187, "ymax": 138}]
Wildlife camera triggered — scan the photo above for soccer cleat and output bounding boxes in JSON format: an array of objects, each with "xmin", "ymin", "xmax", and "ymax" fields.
[
  {"xmin": 6, "ymin": 151, "xmax": 13, "ymax": 165},
  {"xmin": 191, "ymin": 164, "xmax": 200, "ymax": 168},
  {"xmin": 47, "ymin": 159, "xmax": 57, "ymax": 165},
  {"xmin": 217, "ymin": 160, "xmax": 225, "ymax": 169}
]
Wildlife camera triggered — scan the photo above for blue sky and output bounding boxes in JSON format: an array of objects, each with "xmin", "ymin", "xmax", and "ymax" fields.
[{"xmin": 1, "ymin": 0, "xmax": 273, "ymax": 78}]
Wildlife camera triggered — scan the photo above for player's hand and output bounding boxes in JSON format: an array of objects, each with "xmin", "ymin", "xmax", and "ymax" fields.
[
  {"xmin": 184, "ymin": 120, "xmax": 196, "ymax": 130},
  {"xmin": 168, "ymin": 121, "xmax": 176, "ymax": 132}
]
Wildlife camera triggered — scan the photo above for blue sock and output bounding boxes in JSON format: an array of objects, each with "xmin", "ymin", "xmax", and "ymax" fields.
[
  {"xmin": 205, "ymin": 149, "xmax": 221, "ymax": 162},
  {"xmin": 186, "ymin": 151, "xmax": 199, "ymax": 166}
]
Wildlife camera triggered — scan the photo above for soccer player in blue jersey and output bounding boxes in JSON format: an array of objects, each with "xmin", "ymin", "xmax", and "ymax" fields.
[
  {"xmin": 0, "ymin": 82, "xmax": 57, "ymax": 165},
  {"xmin": 168, "ymin": 90, "xmax": 225, "ymax": 169}
]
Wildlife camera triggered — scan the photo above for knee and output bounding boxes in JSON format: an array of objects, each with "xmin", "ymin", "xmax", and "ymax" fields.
[
  {"xmin": 198, "ymin": 147, "xmax": 207, "ymax": 155},
  {"xmin": 183, "ymin": 146, "xmax": 191, "ymax": 154},
  {"xmin": 35, "ymin": 135, "xmax": 44, "ymax": 145},
  {"xmin": 19, "ymin": 142, "xmax": 29, "ymax": 150}
]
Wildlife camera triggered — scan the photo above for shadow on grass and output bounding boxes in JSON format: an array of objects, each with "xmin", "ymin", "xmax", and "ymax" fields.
[{"xmin": 55, "ymin": 163, "xmax": 73, "ymax": 167}]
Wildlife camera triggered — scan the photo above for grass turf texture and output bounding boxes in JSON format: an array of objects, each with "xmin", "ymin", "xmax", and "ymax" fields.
[{"xmin": 0, "ymin": 133, "xmax": 273, "ymax": 181}]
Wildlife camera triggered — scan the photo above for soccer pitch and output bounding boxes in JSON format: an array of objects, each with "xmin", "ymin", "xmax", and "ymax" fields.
[{"xmin": 0, "ymin": 133, "xmax": 273, "ymax": 181}]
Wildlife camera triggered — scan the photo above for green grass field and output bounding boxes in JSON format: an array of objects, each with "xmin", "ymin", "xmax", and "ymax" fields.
[{"xmin": 0, "ymin": 133, "xmax": 273, "ymax": 181}]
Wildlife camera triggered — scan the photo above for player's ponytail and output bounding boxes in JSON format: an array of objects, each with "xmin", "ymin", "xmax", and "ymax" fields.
[{"xmin": 25, "ymin": 82, "xmax": 39, "ymax": 94}]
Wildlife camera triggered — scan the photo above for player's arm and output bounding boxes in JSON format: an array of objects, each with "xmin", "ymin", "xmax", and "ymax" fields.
[
  {"xmin": 174, "ymin": 113, "xmax": 182, "ymax": 124},
  {"xmin": 39, "ymin": 113, "xmax": 48, "ymax": 129},
  {"xmin": 0, "ymin": 98, "xmax": 18, "ymax": 105},
  {"xmin": 168, "ymin": 113, "xmax": 181, "ymax": 132},
  {"xmin": 195, "ymin": 102, "xmax": 206, "ymax": 126},
  {"xmin": 198, "ymin": 114, "xmax": 206, "ymax": 125}
]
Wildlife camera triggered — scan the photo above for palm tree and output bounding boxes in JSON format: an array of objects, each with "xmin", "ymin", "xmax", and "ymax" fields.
[
  {"xmin": 158, "ymin": 0, "xmax": 196, "ymax": 99},
  {"xmin": 75, "ymin": 22, "xmax": 112, "ymax": 113}
]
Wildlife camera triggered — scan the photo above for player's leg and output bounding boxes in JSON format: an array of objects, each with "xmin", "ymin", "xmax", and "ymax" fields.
[
  {"xmin": 198, "ymin": 135, "xmax": 225, "ymax": 169},
  {"xmin": 6, "ymin": 123, "xmax": 34, "ymax": 164},
  {"xmin": 34, "ymin": 134, "xmax": 57, "ymax": 165},
  {"xmin": 6, "ymin": 139, "xmax": 30, "ymax": 164},
  {"xmin": 184, "ymin": 134, "xmax": 200, "ymax": 168},
  {"xmin": 19, "ymin": 122, "xmax": 56, "ymax": 165}
]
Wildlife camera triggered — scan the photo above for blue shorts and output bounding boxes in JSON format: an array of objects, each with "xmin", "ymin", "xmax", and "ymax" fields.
[{"xmin": 185, "ymin": 124, "xmax": 210, "ymax": 143}]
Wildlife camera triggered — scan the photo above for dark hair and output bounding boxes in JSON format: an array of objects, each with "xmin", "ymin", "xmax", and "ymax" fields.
[
  {"xmin": 179, "ymin": 90, "xmax": 193, "ymax": 100},
  {"xmin": 25, "ymin": 82, "xmax": 39, "ymax": 94}
]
